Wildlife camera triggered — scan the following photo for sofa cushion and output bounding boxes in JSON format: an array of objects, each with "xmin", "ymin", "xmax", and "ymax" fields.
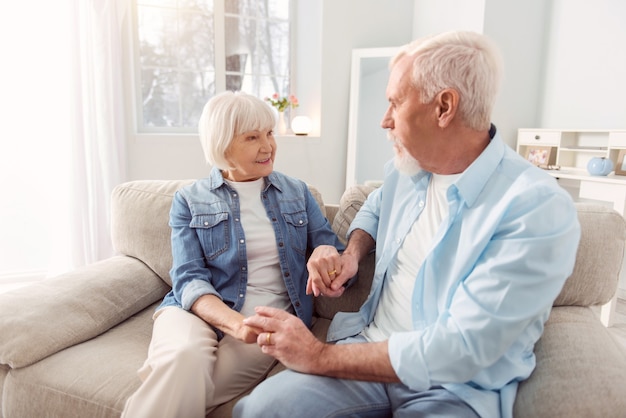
[
  {"xmin": 554, "ymin": 203, "xmax": 626, "ymax": 307},
  {"xmin": 0, "ymin": 256, "xmax": 168, "ymax": 368},
  {"xmin": 2, "ymin": 303, "xmax": 157, "ymax": 418},
  {"xmin": 331, "ymin": 185, "xmax": 377, "ymax": 245},
  {"xmin": 513, "ymin": 306, "xmax": 626, "ymax": 417},
  {"xmin": 111, "ymin": 179, "xmax": 195, "ymax": 286}
]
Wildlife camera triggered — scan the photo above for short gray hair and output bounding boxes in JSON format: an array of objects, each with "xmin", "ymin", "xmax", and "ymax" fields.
[
  {"xmin": 198, "ymin": 91, "xmax": 276, "ymax": 169},
  {"xmin": 392, "ymin": 31, "xmax": 503, "ymax": 131}
]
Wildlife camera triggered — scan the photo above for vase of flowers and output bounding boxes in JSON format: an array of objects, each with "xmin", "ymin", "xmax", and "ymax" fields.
[{"xmin": 265, "ymin": 93, "xmax": 299, "ymax": 134}]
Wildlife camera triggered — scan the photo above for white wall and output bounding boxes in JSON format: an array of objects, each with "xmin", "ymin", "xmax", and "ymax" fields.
[{"xmin": 541, "ymin": 0, "xmax": 626, "ymax": 129}]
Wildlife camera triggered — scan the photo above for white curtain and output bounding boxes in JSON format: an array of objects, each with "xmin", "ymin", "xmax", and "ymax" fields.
[
  {"xmin": 63, "ymin": 0, "xmax": 129, "ymax": 271},
  {"xmin": 0, "ymin": 0, "xmax": 128, "ymax": 280}
]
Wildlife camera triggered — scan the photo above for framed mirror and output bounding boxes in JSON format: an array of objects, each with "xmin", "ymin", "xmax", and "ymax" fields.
[{"xmin": 345, "ymin": 47, "xmax": 400, "ymax": 189}]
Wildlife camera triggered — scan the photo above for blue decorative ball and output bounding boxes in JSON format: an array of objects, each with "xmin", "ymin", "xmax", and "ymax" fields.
[{"xmin": 587, "ymin": 157, "xmax": 614, "ymax": 176}]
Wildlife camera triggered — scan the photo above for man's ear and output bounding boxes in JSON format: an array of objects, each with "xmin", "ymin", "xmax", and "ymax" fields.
[{"xmin": 435, "ymin": 89, "xmax": 458, "ymax": 128}]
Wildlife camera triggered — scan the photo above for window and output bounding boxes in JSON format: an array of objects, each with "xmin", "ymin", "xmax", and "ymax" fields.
[{"xmin": 134, "ymin": 0, "xmax": 293, "ymax": 132}]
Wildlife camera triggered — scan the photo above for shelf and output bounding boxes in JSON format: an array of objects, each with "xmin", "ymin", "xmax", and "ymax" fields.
[
  {"xmin": 517, "ymin": 129, "xmax": 626, "ymax": 172},
  {"xmin": 559, "ymin": 146, "xmax": 607, "ymax": 151}
]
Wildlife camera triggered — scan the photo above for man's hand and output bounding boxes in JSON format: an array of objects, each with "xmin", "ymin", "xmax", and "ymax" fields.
[
  {"xmin": 244, "ymin": 306, "xmax": 399, "ymax": 382},
  {"xmin": 243, "ymin": 306, "xmax": 325, "ymax": 374},
  {"xmin": 306, "ymin": 245, "xmax": 359, "ymax": 297}
]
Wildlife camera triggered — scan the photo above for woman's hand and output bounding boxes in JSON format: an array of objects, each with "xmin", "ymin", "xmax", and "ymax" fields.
[
  {"xmin": 306, "ymin": 245, "xmax": 359, "ymax": 297},
  {"xmin": 235, "ymin": 323, "xmax": 263, "ymax": 344},
  {"xmin": 192, "ymin": 294, "xmax": 261, "ymax": 344}
]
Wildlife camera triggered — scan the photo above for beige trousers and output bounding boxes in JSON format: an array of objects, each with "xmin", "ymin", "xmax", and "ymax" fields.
[{"xmin": 121, "ymin": 306, "xmax": 276, "ymax": 418}]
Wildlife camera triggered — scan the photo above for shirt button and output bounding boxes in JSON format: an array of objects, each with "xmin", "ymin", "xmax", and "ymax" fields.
[
  {"xmin": 242, "ymin": 266, "xmax": 246, "ymax": 271},
  {"xmin": 240, "ymin": 239, "xmax": 245, "ymax": 244},
  {"xmin": 204, "ymin": 221, "xmax": 209, "ymax": 226},
  {"xmin": 235, "ymin": 218, "xmax": 240, "ymax": 222},
  {"xmin": 278, "ymin": 242, "xmax": 284, "ymax": 247},
  {"xmin": 298, "ymin": 220, "xmax": 303, "ymax": 224},
  {"xmin": 239, "ymin": 294, "xmax": 244, "ymax": 298},
  {"xmin": 419, "ymin": 201, "xmax": 424, "ymax": 208}
]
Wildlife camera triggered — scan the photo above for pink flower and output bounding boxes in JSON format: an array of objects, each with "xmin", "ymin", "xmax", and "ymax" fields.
[{"xmin": 265, "ymin": 93, "xmax": 300, "ymax": 112}]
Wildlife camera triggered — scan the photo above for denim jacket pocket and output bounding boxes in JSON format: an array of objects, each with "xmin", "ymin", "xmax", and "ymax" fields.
[
  {"xmin": 190, "ymin": 212, "xmax": 230, "ymax": 260},
  {"xmin": 283, "ymin": 211, "xmax": 308, "ymax": 255}
]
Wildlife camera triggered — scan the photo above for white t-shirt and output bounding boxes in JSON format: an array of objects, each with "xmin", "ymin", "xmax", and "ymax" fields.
[
  {"xmin": 361, "ymin": 173, "xmax": 459, "ymax": 342},
  {"xmin": 224, "ymin": 178, "xmax": 292, "ymax": 317}
]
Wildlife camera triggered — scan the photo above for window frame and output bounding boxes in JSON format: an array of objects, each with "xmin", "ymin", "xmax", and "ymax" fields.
[{"xmin": 128, "ymin": 0, "xmax": 297, "ymax": 134}]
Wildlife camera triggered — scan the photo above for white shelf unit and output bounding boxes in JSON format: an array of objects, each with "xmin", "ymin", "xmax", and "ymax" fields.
[
  {"xmin": 516, "ymin": 129, "xmax": 626, "ymax": 172},
  {"xmin": 517, "ymin": 129, "xmax": 626, "ymax": 328}
]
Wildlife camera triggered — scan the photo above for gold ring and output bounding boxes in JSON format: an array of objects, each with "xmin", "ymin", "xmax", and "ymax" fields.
[
  {"xmin": 328, "ymin": 269, "xmax": 336, "ymax": 276},
  {"xmin": 266, "ymin": 332, "xmax": 272, "ymax": 345}
]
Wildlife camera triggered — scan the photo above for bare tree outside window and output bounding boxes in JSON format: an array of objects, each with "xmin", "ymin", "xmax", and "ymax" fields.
[{"xmin": 135, "ymin": 0, "xmax": 292, "ymax": 131}]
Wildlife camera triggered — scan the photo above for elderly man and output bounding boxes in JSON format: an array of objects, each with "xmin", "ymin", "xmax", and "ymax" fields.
[{"xmin": 235, "ymin": 31, "xmax": 580, "ymax": 418}]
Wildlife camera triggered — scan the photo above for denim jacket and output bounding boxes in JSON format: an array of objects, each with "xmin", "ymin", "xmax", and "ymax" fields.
[{"xmin": 158, "ymin": 167, "xmax": 343, "ymax": 335}]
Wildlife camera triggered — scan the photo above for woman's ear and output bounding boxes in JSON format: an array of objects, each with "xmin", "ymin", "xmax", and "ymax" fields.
[{"xmin": 436, "ymin": 89, "xmax": 459, "ymax": 128}]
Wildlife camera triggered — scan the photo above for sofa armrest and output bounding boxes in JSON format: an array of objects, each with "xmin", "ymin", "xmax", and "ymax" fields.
[
  {"xmin": 0, "ymin": 256, "xmax": 169, "ymax": 368},
  {"xmin": 554, "ymin": 203, "xmax": 626, "ymax": 307},
  {"xmin": 514, "ymin": 306, "xmax": 626, "ymax": 416}
]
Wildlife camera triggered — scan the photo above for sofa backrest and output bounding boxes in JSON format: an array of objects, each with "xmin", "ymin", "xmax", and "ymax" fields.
[
  {"xmin": 111, "ymin": 180, "xmax": 626, "ymax": 311},
  {"xmin": 553, "ymin": 203, "xmax": 625, "ymax": 307},
  {"xmin": 110, "ymin": 179, "xmax": 327, "ymax": 287},
  {"xmin": 322, "ymin": 185, "xmax": 626, "ymax": 315},
  {"xmin": 111, "ymin": 180, "xmax": 195, "ymax": 286}
]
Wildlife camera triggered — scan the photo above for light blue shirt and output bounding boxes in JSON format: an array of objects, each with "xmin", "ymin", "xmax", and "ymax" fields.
[{"xmin": 326, "ymin": 130, "xmax": 581, "ymax": 418}]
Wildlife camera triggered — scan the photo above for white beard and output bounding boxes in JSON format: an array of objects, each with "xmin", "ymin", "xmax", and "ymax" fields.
[{"xmin": 389, "ymin": 132, "xmax": 421, "ymax": 176}]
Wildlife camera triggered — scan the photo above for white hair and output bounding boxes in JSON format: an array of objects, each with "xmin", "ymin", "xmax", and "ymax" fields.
[
  {"xmin": 198, "ymin": 91, "xmax": 276, "ymax": 169},
  {"xmin": 392, "ymin": 31, "xmax": 503, "ymax": 131}
]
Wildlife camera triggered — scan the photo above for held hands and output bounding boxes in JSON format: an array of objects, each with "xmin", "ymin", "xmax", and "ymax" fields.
[
  {"xmin": 306, "ymin": 245, "xmax": 359, "ymax": 297},
  {"xmin": 243, "ymin": 306, "xmax": 325, "ymax": 374},
  {"xmin": 235, "ymin": 323, "xmax": 264, "ymax": 344}
]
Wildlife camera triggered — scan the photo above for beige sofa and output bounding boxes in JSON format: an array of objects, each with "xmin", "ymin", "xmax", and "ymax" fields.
[{"xmin": 1, "ymin": 180, "xmax": 626, "ymax": 418}]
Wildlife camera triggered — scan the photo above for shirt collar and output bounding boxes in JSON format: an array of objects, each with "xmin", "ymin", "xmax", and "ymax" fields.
[
  {"xmin": 208, "ymin": 166, "xmax": 283, "ymax": 193},
  {"xmin": 454, "ymin": 124, "xmax": 505, "ymax": 207}
]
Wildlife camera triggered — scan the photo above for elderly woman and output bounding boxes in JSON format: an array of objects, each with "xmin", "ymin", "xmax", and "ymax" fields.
[{"xmin": 122, "ymin": 91, "xmax": 342, "ymax": 418}]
